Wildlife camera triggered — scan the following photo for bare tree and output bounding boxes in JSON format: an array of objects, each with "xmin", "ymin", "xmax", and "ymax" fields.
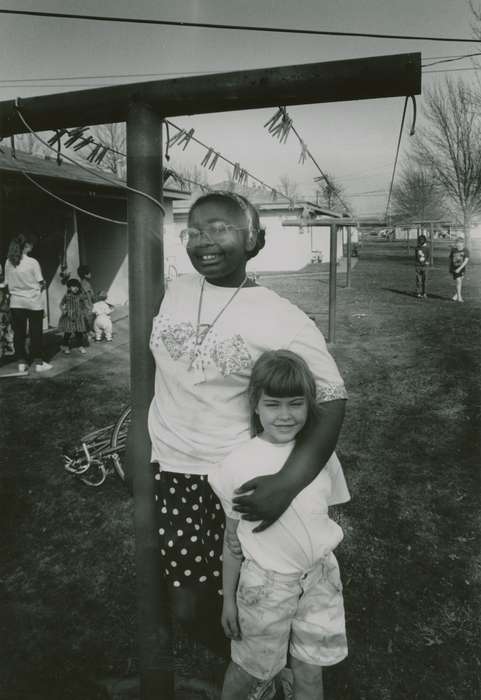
[
  {"xmin": 391, "ymin": 164, "xmax": 447, "ymax": 224},
  {"xmin": 79, "ymin": 123, "xmax": 126, "ymax": 177},
  {"xmin": 315, "ymin": 172, "xmax": 349, "ymax": 213},
  {"xmin": 413, "ymin": 79, "xmax": 481, "ymax": 246},
  {"xmin": 278, "ymin": 174, "xmax": 299, "ymax": 201}
]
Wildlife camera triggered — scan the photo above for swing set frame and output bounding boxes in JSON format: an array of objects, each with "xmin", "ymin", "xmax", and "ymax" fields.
[{"xmin": 0, "ymin": 51, "xmax": 421, "ymax": 699}]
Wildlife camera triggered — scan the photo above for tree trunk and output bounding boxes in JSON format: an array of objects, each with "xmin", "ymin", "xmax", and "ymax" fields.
[{"xmin": 463, "ymin": 211, "xmax": 472, "ymax": 249}]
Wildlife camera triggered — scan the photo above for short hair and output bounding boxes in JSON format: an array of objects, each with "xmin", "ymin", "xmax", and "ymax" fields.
[
  {"xmin": 77, "ymin": 265, "xmax": 90, "ymax": 279},
  {"xmin": 66, "ymin": 277, "xmax": 82, "ymax": 290},
  {"xmin": 189, "ymin": 191, "xmax": 266, "ymax": 260},
  {"xmin": 248, "ymin": 350, "xmax": 318, "ymax": 436},
  {"xmin": 456, "ymin": 237, "xmax": 464, "ymax": 243}
]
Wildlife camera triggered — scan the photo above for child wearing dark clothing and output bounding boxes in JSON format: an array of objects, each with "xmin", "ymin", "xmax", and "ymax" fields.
[
  {"xmin": 414, "ymin": 234, "xmax": 430, "ymax": 298},
  {"xmin": 59, "ymin": 278, "xmax": 89, "ymax": 354},
  {"xmin": 78, "ymin": 264, "xmax": 95, "ymax": 333},
  {"xmin": 449, "ymin": 238, "xmax": 470, "ymax": 302}
]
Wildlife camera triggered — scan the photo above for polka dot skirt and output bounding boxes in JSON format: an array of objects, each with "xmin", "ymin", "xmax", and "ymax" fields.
[{"xmin": 154, "ymin": 471, "xmax": 225, "ymax": 594}]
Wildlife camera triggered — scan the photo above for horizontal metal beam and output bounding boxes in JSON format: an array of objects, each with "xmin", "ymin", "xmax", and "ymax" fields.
[
  {"xmin": 283, "ymin": 218, "xmax": 358, "ymax": 226},
  {"xmin": 0, "ymin": 52, "xmax": 421, "ymax": 137}
]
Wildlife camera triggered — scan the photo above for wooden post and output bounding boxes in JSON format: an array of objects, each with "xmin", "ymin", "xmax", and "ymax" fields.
[
  {"xmin": 346, "ymin": 226, "xmax": 352, "ymax": 288},
  {"xmin": 328, "ymin": 224, "xmax": 337, "ymax": 342},
  {"xmin": 126, "ymin": 103, "xmax": 174, "ymax": 700}
]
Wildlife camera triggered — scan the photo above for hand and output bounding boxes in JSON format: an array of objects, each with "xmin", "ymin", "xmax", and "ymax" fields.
[
  {"xmin": 232, "ymin": 473, "xmax": 293, "ymax": 533},
  {"xmin": 225, "ymin": 526, "xmax": 243, "ymax": 559},
  {"xmin": 222, "ymin": 599, "xmax": 241, "ymax": 640}
]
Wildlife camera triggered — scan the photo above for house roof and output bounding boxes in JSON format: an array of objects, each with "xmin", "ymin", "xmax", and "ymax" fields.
[
  {"xmin": 0, "ymin": 149, "xmax": 190, "ymax": 200},
  {"xmin": 173, "ymin": 182, "xmax": 343, "ymax": 217}
]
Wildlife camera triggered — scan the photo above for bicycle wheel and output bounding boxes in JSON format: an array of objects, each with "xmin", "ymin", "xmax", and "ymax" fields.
[
  {"xmin": 80, "ymin": 459, "xmax": 107, "ymax": 487},
  {"xmin": 109, "ymin": 406, "xmax": 132, "ymax": 481}
]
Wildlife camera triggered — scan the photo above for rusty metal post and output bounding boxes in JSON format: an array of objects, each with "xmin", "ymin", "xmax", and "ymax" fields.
[
  {"xmin": 126, "ymin": 102, "xmax": 174, "ymax": 700},
  {"xmin": 328, "ymin": 224, "xmax": 337, "ymax": 342},
  {"xmin": 346, "ymin": 226, "xmax": 352, "ymax": 288}
]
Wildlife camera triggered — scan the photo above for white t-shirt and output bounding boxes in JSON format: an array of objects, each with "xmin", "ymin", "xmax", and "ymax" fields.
[
  {"xmin": 92, "ymin": 301, "xmax": 112, "ymax": 317},
  {"xmin": 209, "ymin": 437, "xmax": 350, "ymax": 574},
  {"xmin": 148, "ymin": 274, "xmax": 347, "ymax": 474},
  {"xmin": 4, "ymin": 255, "xmax": 44, "ymax": 310}
]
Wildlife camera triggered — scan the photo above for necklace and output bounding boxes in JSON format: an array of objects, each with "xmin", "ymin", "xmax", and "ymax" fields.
[{"xmin": 190, "ymin": 275, "xmax": 248, "ymax": 367}]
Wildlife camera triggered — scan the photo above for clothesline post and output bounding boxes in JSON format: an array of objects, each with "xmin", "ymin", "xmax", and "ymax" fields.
[
  {"xmin": 126, "ymin": 102, "xmax": 174, "ymax": 700},
  {"xmin": 346, "ymin": 226, "xmax": 352, "ymax": 289},
  {"xmin": 328, "ymin": 224, "xmax": 338, "ymax": 343}
]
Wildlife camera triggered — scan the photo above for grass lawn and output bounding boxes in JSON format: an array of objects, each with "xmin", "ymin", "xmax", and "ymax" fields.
[{"xmin": 1, "ymin": 243, "xmax": 480, "ymax": 699}]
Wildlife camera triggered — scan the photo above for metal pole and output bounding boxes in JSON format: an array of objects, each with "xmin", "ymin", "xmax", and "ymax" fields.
[
  {"xmin": 328, "ymin": 224, "xmax": 337, "ymax": 342},
  {"xmin": 429, "ymin": 221, "xmax": 434, "ymax": 265},
  {"xmin": 346, "ymin": 226, "xmax": 352, "ymax": 288},
  {"xmin": 126, "ymin": 102, "xmax": 174, "ymax": 700}
]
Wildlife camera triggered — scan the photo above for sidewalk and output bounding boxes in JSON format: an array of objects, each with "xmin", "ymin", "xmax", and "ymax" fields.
[{"xmin": 0, "ymin": 306, "xmax": 129, "ymax": 379}]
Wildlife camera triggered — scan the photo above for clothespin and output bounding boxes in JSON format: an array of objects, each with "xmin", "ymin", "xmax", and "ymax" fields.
[
  {"xmin": 201, "ymin": 148, "xmax": 213, "ymax": 168},
  {"xmin": 238, "ymin": 169, "xmax": 248, "ymax": 185},
  {"xmin": 232, "ymin": 162, "xmax": 241, "ymax": 182},
  {"xmin": 264, "ymin": 107, "xmax": 292, "ymax": 144},
  {"xmin": 298, "ymin": 140, "xmax": 308, "ymax": 164},
  {"xmin": 271, "ymin": 190, "xmax": 278, "ymax": 202},
  {"xmin": 64, "ymin": 127, "xmax": 88, "ymax": 149},
  {"xmin": 177, "ymin": 128, "xmax": 195, "ymax": 151},
  {"xmin": 73, "ymin": 135, "xmax": 94, "ymax": 151},
  {"xmin": 47, "ymin": 129, "xmax": 68, "ymax": 146},
  {"xmin": 208, "ymin": 152, "xmax": 219, "ymax": 172},
  {"xmin": 168, "ymin": 128, "xmax": 185, "ymax": 147},
  {"xmin": 86, "ymin": 143, "xmax": 102, "ymax": 163},
  {"xmin": 0, "ymin": 138, "xmax": 3, "ymax": 154},
  {"xmin": 10, "ymin": 135, "xmax": 16, "ymax": 159},
  {"xmin": 95, "ymin": 147, "xmax": 108, "ymax": 165}
]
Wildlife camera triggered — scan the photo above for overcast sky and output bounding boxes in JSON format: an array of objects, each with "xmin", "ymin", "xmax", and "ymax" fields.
[{"xmin": 0, "ymin": 0, "xmax": 478, "ymax": 216}]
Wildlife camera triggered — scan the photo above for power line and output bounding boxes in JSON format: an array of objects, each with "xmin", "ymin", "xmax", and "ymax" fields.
[
  {"xmin": 384, "ymin": 97, "xmax": 412, "ymax": 222},
  {"xmin": 0, "ymin": 8, "xmax": 478, "ymax": 43},
  {"xmin": 422, "ymin": 51, "xmax": 481, "ymax": 67},
  {"xmin": 0, "ymin": 69, "xmax": 218, "ymax": 83}
]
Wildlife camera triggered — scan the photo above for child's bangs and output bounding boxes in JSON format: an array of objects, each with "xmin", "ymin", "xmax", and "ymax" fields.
[{"xmin": 263, "ymin": 364, "xmax": 312, "ymax": 399}]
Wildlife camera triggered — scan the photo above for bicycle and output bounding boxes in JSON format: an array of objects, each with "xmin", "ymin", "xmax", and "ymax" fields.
[{"xmin": 62, "ymin": 406, "xmax": 131, "ymax": 487}]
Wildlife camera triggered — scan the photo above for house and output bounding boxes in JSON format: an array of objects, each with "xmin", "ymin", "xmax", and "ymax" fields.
[
  {"xmin": 169, "ymin": 185, "xmax": 352, "ymax": 274},
  {"xmin": 0, "ymin": 149, "xmax": 189, "ymax": 327}
]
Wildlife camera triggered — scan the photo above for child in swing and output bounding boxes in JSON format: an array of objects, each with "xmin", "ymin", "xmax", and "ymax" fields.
[
  {"xmin": 58, "ymin": 278, "xmax": 90, "ymax": 354},
  {"xmin": 149, "ymin": 191, "xmax": 347, "ymax": 662},
  {"xmin": 209, "ymin": 350, "xmax": 349, "ymax": 700}
]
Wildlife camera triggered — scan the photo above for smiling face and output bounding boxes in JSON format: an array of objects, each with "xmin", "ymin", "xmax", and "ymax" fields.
[
  {"xmin": 256, "ymin": 391, "xmax": 309, "ymax": 444},
  {"xmin": 186, "ymin": 198, "xmax": 255, "ymax": 287}
]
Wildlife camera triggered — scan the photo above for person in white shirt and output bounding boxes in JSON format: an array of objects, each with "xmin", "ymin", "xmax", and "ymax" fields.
[
  {"xmin": 209, "ymin": 350, "xmax": 350, "ymax": 700},
  {"xmin": 4, "ymin": 234, "xmax": 52, "ymax": 373},
  {"xmin": 148, "ymin": 191, "xmax": 347, "ymax": 657},
  {"xmin": 92, "ymin": 291, "xmax": 113, "ymax": 342}
]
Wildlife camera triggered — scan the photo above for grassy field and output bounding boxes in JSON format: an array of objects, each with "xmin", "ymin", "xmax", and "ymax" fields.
[{"xmin": 1, "ymin": 244, "xmax": 480, "ymax": 699}]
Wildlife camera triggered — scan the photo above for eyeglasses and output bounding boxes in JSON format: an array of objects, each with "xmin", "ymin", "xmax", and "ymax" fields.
[{"xmin": 179, "ymin": 223, "xmax": 248, "ymax": 246}]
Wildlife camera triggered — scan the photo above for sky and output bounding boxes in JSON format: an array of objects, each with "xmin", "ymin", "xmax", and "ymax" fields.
[{"xmin": 0, "ymin": 0, "xmax": 478, "ymax": 218}]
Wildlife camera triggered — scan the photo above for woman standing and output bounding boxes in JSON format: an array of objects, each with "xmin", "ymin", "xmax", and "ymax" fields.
[{"xmin": 4, "ymin": 234, "xmax": 52, "ymax": 374}]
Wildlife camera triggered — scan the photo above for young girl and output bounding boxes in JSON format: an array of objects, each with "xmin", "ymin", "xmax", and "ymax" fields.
[
  {"xmin": 58, "ymin": 278, "xmax": 89, "ymax": 354},
  {"xmin": 449, "ymin": 237, "xmax": 470, "ymax": 302},
  {"xmin": 149, "ymin": 191, "xmax": 347, "ymax": 656},
  {"xmin": 209, "ymin": 350, "xmax": 349, "ymax": 700}
]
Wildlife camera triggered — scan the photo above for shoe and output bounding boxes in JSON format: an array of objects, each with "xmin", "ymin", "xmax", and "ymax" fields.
[
  {"xmin": 416, "ymin": 293, "xmax": 422, "ymax": 298},
  {"xmin": 106, "ymin": 338, "xmax": 112, "ymax": 342},
  {"xmin": 79, "ymin": 347, "xmax": 87, "ymax": 354},
  {"xmin": 18, "ymin": 362, "xmax": 28, "ymax": 373},
  {"xmin": 452, "ymin": 294, "xmax": 458, "ymax": 301},
  {"xmin": 95, "ymin": 338, "xmax": 102, "ymax": 342},
  {"xmin": 62, "ymin": 347, "xmax": 71, "ymax": 355},
  {"xmin": 34, "ymin": 362, "xmax": 52, "ymax": 373},
  {"xmin": 422, "ymin": 294, "xmax": 427, "ymax": 298}
]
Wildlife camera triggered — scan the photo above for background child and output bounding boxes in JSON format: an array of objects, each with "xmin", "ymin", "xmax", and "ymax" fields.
[
  {"xmin": 449, "ymin": 237, "xmax": 470, "ymax": 302},
  {"xmin": 414, "ymin": 234, "xmax": 430, "ymax": 298},
  {"xmin": 209, "ymin": 350, "xmax": 350, "ymax": 700},
  {"xmin": 77, "ymin": 264, "xmax": 95, "ymax": 334},
  {"xmin": 92, "ymin": 291, "xmax": 113, "ymax": 341},
  {"xmin": 58, "ymin": 278, "xmax": 89, "ymax": 354},
  {"xmin": 0, "ymin": 265, "xmax": 14, "ymax": 360}
]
